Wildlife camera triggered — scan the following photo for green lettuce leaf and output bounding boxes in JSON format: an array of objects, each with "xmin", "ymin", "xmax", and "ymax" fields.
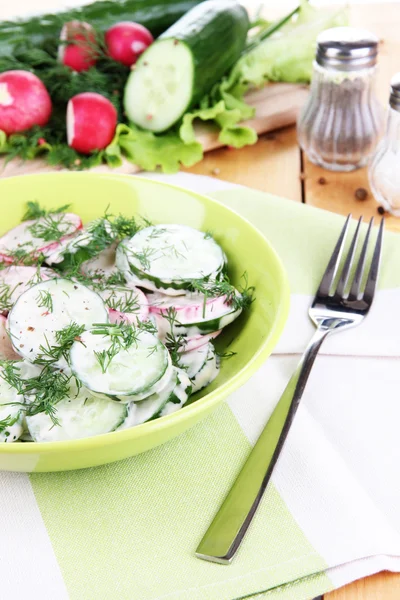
[
  {"xmin": 179, "ymin": 101, "xmax": 257, "ymax": 149},
  {"xmin": 106, "ymin": 124, "xmax": 203, "ymax": 174},
  {"xmin": 223, "ymin": 1, "xmax": 348, "ymax": 93}
]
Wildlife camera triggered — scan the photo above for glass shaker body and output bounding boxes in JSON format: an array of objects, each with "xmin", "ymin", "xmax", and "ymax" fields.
[
  {"xmin": 369, "ymin": 75, "xmax": 400, "ymax": 216},
  {"xmin": 297, "ymin": 27, "xmax": 384, "ymax": 172}
]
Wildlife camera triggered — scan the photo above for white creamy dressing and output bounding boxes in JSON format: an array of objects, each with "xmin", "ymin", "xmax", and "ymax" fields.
[
  {"xmin": 26, "ymin": 381, "xmax": 126, "ymax": 442},
  {"xmin": 81, "ymin": 242, "xmax": 119, "ymax": 277},
  {"xmin": 0, "ymin": 372, "xmax": 24, "ymax": 442},
  {"xmin": 8, "ymin": 279, "xmax": 109, "ymax": 366},
  {"xmin": 123, "ymin": 224, "xmax": 226, "ymax": 281},
  {"xmin": 0, "ymin": 213, "xmax": 81, "ymax": 256},
  {"xmin": 70, "ymin": 329, "xmax": 169, "ymax": 396}
]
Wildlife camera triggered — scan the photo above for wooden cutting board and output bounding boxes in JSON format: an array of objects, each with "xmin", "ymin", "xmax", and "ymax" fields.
[{"xmin": 0, "ymin": 82, "xmax": 309, "ymax": 178}]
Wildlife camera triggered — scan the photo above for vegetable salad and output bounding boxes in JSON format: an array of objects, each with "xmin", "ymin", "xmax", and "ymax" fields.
[{"xmin": 0, "ymin": 203, "xmax": 253, "ymax": 443}]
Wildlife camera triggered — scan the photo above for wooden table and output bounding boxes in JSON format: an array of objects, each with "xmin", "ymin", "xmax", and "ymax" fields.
[{"xmin": 186, "ymin": 3, "xmax": 400, "ymax": 599}]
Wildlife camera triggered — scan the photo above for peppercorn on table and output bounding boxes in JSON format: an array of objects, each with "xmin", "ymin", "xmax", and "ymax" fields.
[{"xmin": 185, "ymin": 3, "xmax": 400, "ymax": 599}]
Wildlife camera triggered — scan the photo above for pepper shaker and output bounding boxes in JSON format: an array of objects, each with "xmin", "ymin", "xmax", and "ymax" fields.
[
  {"xmin": 298, "ymin": 27, "xmax": 384, "ymax": 172},
  {"xmin": 369, "ymin": 74, "xmax": 400, "ymax": 216}
]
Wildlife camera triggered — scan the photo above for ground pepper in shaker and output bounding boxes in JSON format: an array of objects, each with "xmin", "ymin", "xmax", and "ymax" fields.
[
  {"xmin": 297, "ymin": 27, "xmax": 384, "ymax": 172},
  {"xmin": 369, "ymin": 73, "xmax": 400, "ymax": 216}
]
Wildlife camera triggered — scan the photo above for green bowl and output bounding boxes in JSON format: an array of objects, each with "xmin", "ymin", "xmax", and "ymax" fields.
[{"xmin": 0, "ymin": 173, "xmax": 289, "ymax": 472}]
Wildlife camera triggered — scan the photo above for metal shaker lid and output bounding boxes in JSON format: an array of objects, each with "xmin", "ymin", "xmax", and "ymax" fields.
[
  {"xmin": 316, "ymin": 27, "xmax": 379, "ymax": 71},
  {"xmin": 390, "ymin": 72, "xmax": 400, "ymax": 111}
]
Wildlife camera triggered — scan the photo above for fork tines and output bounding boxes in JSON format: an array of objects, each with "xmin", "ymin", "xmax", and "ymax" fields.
[{"xmin": 316, "ymin": 214, "xmax": 384, "ymax": 302}]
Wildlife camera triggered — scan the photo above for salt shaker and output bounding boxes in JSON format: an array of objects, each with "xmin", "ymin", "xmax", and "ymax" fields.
[
  {"xmin": 298, "ymin": 27, "xmax": 384, "ymax": 171},
  {"xmin": 369, "ymin": 74, "xmax": 400, "ymax": 216}
]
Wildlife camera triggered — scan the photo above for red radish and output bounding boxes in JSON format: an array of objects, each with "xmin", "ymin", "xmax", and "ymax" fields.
[
  {"xmin": 104, "ymin": 285, "xmax": 149, "ymax": 324},
  {"xmin": 0, "ymin": 70, "xmax": 52, "ymax": 135},
  {"xmin": 0, "ymin": 315, "xmax": 20, "ymax": 360},
  {"xmin": 0, "ymin": 213, "xmax": 82, "ymax": 264},
  {"xmin": 105, "ymin": 21, "xmax": 153, "ymax": 67},
  {"xmin": 59, "ymin": 20, "xmax": 98, "ymax": 72},
  {"xmin": 67, "ymin": 92, "xmax": 117, "ymax": 154},
  {"xmin": 181, "ymin": 331, "xmax": 221, "ymax": 353}
]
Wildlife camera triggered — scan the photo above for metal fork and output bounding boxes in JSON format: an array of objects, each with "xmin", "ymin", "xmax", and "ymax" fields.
[{"xmin": 196, "ymin": 214, "xmax": 384, "ymax": 564}]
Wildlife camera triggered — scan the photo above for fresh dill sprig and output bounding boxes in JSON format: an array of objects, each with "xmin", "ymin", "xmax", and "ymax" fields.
[
  {"xmin": 0, "ymin": 360, "xmax": 23, "ymax": 394},
  {"xmin": 104, "ymin": 289, "xmax": 140, "ymax": 314},
  {"xmin": 126, "ymin": 246, "xmax": 156, "ymax": 271},
  {"xmin": 91, "ymin": 322, "xmax": 140, "ymax": 373},
  {"xmin": 94, "ymin": 345, "xmax": 121, "ymax": 375},
  {"xmin": 162, "ymin": 308, "xmax": 186, "ymax": 367},
  {"xmin": 187, "ymin": 272, "xmax": 255, "ymax": 312},
  {"xmin": 23, "ymin": 369, "xmax": 73, "ymax": 426},
  {"xmin": 110, "ymin": 214, "xmax": 140, "ymax": 239},
  {"xmin": 4, "ymin": 242, "xmax": 43, "ymax": 266},
  {"xmin": 0, "ymin": 282, "xmax": 18, "ymax": 313},
  {"xmin": 0, "ymin": 411, "xmax": 22, "ymax": 435},
  {"xmin": 35, "ymin": 322, "xmax": 85, "ymax": 366},
  {"xmin": 148, "ymin": 227, "xmax": 168, "ymax": 240},
  {"xmin": 21, "ymin": 200, "xmax": 71, "ymax": 222},
  {"xmin": 36, "ymin": 289, "xmax": 53, "ymax": 313},
  {"xmin": 28, "ymin": 212, "xmax": 70, "ymax": 242}
]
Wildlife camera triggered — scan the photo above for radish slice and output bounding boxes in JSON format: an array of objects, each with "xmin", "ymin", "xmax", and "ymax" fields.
[
  {"xmin": 181, "ymin": 332, "xmax": 221, "ymax": 352},
  {"xmin": 150, "ymin": 290, "xmax": 242, "ymax": 337},
  {"xmin": 148, "ymin": 291, "xmax": 238, "ymax": 324},
  {"xmin": 58, "ymin": 21, "xmax": 98, "ymax": 72},
  {"xmin": 67, "ymin": 92, "xmax": 117, "ymax": 154},
  {"xmin": 0, "ymin": 213, "xmax": 82, "ymax": 264},
  {"xmin": 0, "ymin": 266, "xmax": 55, "ymax": 314},
  {"xmin": 0, "ymin": 315, "xmax": 20, "ymax": 360},
  {"xmin": 0, "ymin": 70, "xmax": 52, "ymax": 135},
  {"xmin": 105, "ymin": 22, "xmax": 153, "ymax": 67},
  {"xmin": 100, "ymin": 285, "xmax": 149, "ymax": 324}
]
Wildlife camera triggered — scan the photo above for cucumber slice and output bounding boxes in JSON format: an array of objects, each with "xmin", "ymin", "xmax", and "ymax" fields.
[
  {"xmin": 26, "ymin": 382, "xmax": 127, "ymax": 442},
  {"xmin": 124, "ymin": 0, "xmax": 249, "ymax": 132},
  {"xmin": 190, "ymin": 343, "xmax": 220, "ymax": 393},
  {"xmin": 114, "ymin": 353, "xmax": 173, "ymax": 403},
  {"xmin": 158, "ymin": 368, "xmax": 192, "ymax": 416},
  {"xmin": 124, "ymin": 38, "xmax": 194, "ymax": 133},
  {"xmin": 118, "ymin": 225, "xmax": 226, "ymax": 293},
  {"xmin": 178, "ymin": 342, "xmax": 220, "ymax": 393},
  {"xmin": 0, "ymin": 367, "xmax": 24, "ymax": 443},
  {"xmin": 7, "ymin": 279, "xmax": 109, "ymax": 366},
  {"xmin": 117, "ymin": 368, "xmax": 179, "ymax": 428},
  {"xmin": 118, "ymin": 367, "xmax": 191, "ymax": 428},
  {"xmin": 177, "ymin": 343, "xmax": 209, "ymax": 378},
  {"xmin": 70, "ymin": 328, "xmax": 169, "ymax": 396}
]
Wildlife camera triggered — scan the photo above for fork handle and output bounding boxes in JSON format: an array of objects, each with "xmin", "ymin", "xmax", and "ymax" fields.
[{"xmin": 195, "ymin": 327, "xmax": 330, "ymax": 564}]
